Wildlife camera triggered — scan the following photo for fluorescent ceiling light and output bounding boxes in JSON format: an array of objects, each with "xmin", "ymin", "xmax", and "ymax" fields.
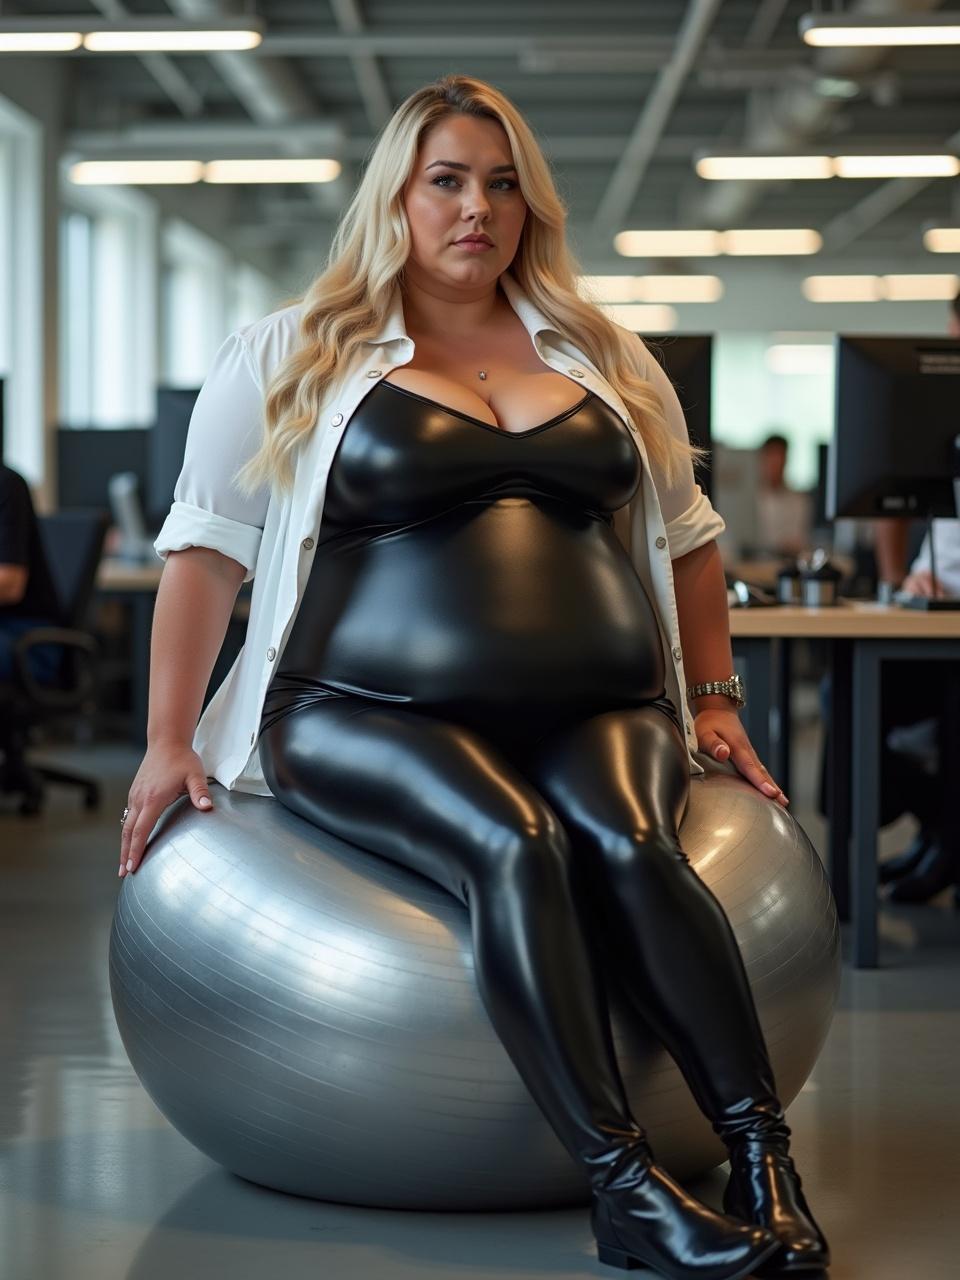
[
  {"xmin": 833, "ymin": 154, "xmax": 959, "ymax": 178},
  {"xmin": 578, "ymin": 276, "xmax": 643, "ymax": 304},
  {"xmin": 69, "ymin": 160, "xmax": 204, "ymax": 185},
  {"xmin": 800, "ymin": 13, "xmax": 960, "ymax": 47},
  {"xmin": 766, "ymin": 345, "xmax": 834, "ymax": 376},
  {"xmin": 0, "ymin": 32, "xmax": 81, "ymax": 51},
  {"xmin": 0, "ymin": 18, "xmax": 263, "ymax": 54},
  {"xmin": 802, "ymin": 276, "xmax": 884, "ymax": 303},
  {"xmin": 696, "ymin": 155, "xmax": 832, "ymax": 181},
  {"xmin": 580, "ymin": 275, "xmax": 722, "ymax": 303},
  {"xmin": 802, "ymin": 274, "xmax": 960, "ymax": 302},
  {"xmin": 924, "ymin": 227, "xmax": 960, "ymax": 253},
  {"xmin": 638, "ymin": 276, "xmax": 723, "ymax": 303},
  {"xmin": 721, "ymin": 229, "xmax": 822, "ymax": 255},
  {"xmin": 84, "ymin": 30, "xmax": 261, "ymax": 52},
  {"xmin": 883, "ymin": 274, "xmax": 960, "ymax": 301},
  {"xmin": 203, "ymin": 158, "xmax": 341, "ymax": 183},
  {"xmin": 599, "ymin": 303, "xmax": 678, "ymax": 331},
  {"xmin": 614, "ymin": 230, "xmax": 722, "ymax": 257}
]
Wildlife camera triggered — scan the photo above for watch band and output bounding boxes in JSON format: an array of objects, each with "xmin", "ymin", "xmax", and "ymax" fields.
[{"xmin": 685, "ymin": 673, "xmax": 746, "ymax": 708}]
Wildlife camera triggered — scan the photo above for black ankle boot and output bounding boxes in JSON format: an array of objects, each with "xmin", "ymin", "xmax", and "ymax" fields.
[
  {"xmin": 878, "ymin": 828, "xmax": 935, "ymax": 884},
  {"xmin": 888, "ymin": 840, "xmax": 958, "ymax": 903},
  {"xmin": 723, "ymin": 1140, "xmax": 830, "ymax": 1274},
  {"xmin": 591, "ymin": 1139, "xmax": 781, "ymax": 1279}
]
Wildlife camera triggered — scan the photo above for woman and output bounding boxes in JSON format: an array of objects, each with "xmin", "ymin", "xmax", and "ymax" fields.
[{"xmin": 121, "ymin": 76, "xmax": 829, "ymax": 1279}]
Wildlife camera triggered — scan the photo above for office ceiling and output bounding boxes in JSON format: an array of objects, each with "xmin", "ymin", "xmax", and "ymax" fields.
[{"xmin": 38, "ymin": 0, "xmax": 960, "ymax": 276}]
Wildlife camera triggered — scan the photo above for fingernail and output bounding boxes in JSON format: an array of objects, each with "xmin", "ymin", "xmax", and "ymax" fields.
[
  {"xmin": 126, "ymin": 859, "xmax": 133, "ymax": 871},
  {"xmin": 118, "ymin": 866, "xmax": 123, "ymax": 877},
  {"xmin": 199, "ymin": 798, "xmax": 212, "ymax": 809},
  {"xmin": 762, "ymin": 782, "xmax": 778, "ymax": 794}
]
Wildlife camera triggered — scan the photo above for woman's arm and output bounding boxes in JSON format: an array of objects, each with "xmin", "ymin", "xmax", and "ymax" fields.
[
  {"xmin": 671, "ymin": 539, "xmax": 734, "ymax": 714},
  {"xmin": 672, "ymin": 538, "xmax": 789, "ymax": 806},
  {"xmin": 147, "ymin": 546, "xmax": 248, "ymax": 747}
]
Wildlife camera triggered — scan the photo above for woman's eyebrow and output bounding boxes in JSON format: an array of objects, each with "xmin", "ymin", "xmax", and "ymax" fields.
[{"xmin": 424, "ymin": 160, "xmax": 517, "ymax": 173}]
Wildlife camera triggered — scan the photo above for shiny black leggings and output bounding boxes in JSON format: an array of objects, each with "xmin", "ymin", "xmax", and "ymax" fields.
[{"xmin": 258, "ymin": 696, "xmax": 786, "ymax": 1184}]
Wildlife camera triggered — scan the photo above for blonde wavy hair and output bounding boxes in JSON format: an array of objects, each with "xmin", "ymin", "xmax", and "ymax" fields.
[{"xmin": 234, "ymin": 73, "xmax": 709, "ymax": 500}]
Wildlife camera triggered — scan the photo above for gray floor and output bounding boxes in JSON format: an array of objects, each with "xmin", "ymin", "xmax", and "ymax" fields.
[{"xmin": 2, "ymin": 700, "xmax": 958, "ymax": 1280}]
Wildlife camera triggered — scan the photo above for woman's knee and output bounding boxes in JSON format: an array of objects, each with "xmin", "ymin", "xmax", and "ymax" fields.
[
  {"xmin": 473, "ymin": 807, "xmax": 578, "ymax": 896},
  {"xmin": 595, "ymin": 827, "xmax": 689, "ymax": 886}
]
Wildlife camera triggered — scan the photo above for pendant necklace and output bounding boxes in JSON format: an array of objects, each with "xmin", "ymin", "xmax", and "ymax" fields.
[{"xmin": 478, "ymin": 370, "xmax": 487, "ymax": 380}]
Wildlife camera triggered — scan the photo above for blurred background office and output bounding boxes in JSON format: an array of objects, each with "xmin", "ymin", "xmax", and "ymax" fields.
[{"xmin": 1, "ymin": 5, "xmax": 959, "ymax": 1279}]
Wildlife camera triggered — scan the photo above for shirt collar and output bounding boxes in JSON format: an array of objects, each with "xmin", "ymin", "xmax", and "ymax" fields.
[{"xmin": 366, "ymin": 268, "xmax": 561, "ymax": 347}]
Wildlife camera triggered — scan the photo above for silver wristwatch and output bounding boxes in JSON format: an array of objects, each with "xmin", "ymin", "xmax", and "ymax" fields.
[{"xmin": 685, "ymin": 673, "xmax": 746, "ymax": 709}]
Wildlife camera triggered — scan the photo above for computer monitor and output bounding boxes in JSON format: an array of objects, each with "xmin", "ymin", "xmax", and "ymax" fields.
[
  {"xmin": 829, "ymin": 336, "xmax": 960, "ymax": 521},
  {"xmin": 149, "ymin": 387, "xmax": 200, "ymax": 526},
  {"xmin": 639, "ymin": 335, "xmax": 714, "ymax": 500},
  {"xmin": 830, "ymin": 335, "xmax": 960, "ymax": 609},
  {"xmin": 709, "ymin": 443, "xmax": 762, "ymax": 564}
]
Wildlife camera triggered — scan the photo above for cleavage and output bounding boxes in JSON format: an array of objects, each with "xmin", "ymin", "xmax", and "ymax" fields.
[{"xmin": 381, "ymin": 368, "xmax": 585, "ymax": 434}]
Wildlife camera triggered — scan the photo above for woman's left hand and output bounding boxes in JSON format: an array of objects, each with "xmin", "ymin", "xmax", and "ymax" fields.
[{"xmin": 694, "ymin": 709, "xmax": 789, "ymax": 808}]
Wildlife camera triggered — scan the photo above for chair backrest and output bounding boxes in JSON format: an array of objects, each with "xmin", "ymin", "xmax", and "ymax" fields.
[{"xmin": 38, "ymin": 508, "xmax": 111, "ymax": 628}]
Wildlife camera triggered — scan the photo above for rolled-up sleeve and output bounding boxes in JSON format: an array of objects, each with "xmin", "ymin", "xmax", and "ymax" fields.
[
  {"xmin": 153, "ymin": 331, "xmax": 271, "ymax": 583},
  {"xmin": 638, "ymin": 340, "xmax": 726, "ymax": 559}
]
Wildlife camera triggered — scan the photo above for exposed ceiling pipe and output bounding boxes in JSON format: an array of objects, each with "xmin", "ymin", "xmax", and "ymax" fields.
[
  {"xmin": 684, "ymin": 0, "xmax": 947, "ymax": 230},
  {"xmin": 330, "ymin": 0, "xmax": 393, "ymax": 131},
  {"xmin": 591, "ymin": 0, "xmax": 725, "ymax": 239},
  {"xmin": 90, "ymin": 0, "xmax": 203, "ymax": 116},
  {"xmin": 166, "ymin": 0, "xmax": 343, "ymax": 216}
]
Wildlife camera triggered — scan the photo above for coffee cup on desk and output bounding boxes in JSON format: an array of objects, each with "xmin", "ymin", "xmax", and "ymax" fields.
[{"xmin": 797, "ymin": 548, "xmax": 843, "ymax": 606}]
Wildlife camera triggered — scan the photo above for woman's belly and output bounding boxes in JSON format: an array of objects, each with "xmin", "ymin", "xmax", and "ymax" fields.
[{"xmin": 267, "ymin": 497, "xmax": 667, "ymax": 725}]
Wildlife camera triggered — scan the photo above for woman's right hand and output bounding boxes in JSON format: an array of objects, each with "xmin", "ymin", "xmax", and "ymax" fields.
[
  {"xmin": 119, "ymin": 743, "xmax": 213, "ymax": 878},
  {"xmin": 901, "ymin": 568, "xmax": 948, "ymax": 599}
]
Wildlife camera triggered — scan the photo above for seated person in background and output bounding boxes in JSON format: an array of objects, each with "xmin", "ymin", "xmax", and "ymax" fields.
[
  {"xmin": 0, "ymin": 462, "xmax": 64, "ymax": 688},
  {"xmin": 755, "ymin": 432, "xmax": 813, "ymax": 558},
  {"xmin": 869, "ymin": 514, "xmax": 959, "ymax": 903}
]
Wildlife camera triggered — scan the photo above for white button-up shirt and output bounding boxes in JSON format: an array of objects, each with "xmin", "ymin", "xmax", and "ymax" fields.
[{"xmin": 154, "ymin": 269, "xmax": 726, "ymax": 793}]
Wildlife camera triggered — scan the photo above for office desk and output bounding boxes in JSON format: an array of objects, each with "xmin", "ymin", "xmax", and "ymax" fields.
[{"xmin": 731, "ymin": 602, "xmax": 960, "ymax": 969}]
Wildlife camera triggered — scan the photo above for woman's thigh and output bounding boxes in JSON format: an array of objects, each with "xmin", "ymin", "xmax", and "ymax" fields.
[
  {"xmin": 257, "ymin": 697, "xmax": 570, "ymax": 905},
  {"xmin": 513, "ymin": 702, "xmax": 692, "ymax": 867}
]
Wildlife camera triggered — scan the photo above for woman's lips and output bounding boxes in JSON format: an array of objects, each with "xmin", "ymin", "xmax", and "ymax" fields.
[{"xmin": 454, "ymin": 238, "xmax": 494, "ymax": 252}]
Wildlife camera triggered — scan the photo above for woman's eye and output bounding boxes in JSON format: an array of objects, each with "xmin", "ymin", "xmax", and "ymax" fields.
[{"xmin": 430, "ymin": 175, "xmax": 517, "ymax": 191}]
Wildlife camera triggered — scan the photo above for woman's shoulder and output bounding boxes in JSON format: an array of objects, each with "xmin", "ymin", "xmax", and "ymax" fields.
[{"xmin": 234, "ymin": 300, "xmax": 305, "ymax": 388}]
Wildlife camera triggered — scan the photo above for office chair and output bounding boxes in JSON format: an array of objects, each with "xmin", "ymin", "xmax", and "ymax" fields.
[{"xmin": 0, "ymin": 508, "xmax": 110, "ymax": 816}]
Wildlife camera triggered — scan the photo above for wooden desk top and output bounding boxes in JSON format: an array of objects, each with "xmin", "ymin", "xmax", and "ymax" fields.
[
  {"xmin": 96, "ymin": 559, "xmax": 959, "ymax": 639},
  {"xmin": 727, "ymin": 599, "xmax": 960, "ymax": 638}
]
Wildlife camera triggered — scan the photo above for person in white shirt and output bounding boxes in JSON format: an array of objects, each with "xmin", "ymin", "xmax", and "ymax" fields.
[{"xmin": 119, "ymin": 75, "xmax": 825, "ymax": 1276}]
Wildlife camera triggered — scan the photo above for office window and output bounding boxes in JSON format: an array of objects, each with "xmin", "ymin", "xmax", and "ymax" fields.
[
  {"xmin": 58, "ymin": 187, "xmax": 157, "ymax": 428},
  {"xmin": 160, "ymin": 219, "xmax": 230, "ymax": 387}
]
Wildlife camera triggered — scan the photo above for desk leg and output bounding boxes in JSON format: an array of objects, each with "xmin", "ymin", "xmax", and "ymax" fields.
[
  {"xmin": 827, "ymin": 639, "xmax": 852, "ymax": 922},
  {"xmin": 734, "ymin": 638, "xmax": 771, "ymax": 765},
  {"xmin": 851, "ymin": 643, "xmax": 881, "ymax": 968}
]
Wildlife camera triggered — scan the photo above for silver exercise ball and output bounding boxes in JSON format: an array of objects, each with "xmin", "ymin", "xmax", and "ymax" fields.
[{"xmin": 109, "ymin": 753, "xmax": 840, "ymax": 1211}]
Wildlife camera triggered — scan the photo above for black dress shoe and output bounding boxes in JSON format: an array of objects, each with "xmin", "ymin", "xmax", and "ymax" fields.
[
  {"xmin": 591, "ymin": 1142, "xmax": 781, "ymax": 1279},
  {"xmin": 723, "ymin": 1142, "xmax": 830, "ymax": 1275},
  {"xmin": 878, "ymin": 828, "xmax": 935, "ymax": 884},
  {"xmin": 887, "ymin": 840, "xmax": 959, "ymax": 904}
]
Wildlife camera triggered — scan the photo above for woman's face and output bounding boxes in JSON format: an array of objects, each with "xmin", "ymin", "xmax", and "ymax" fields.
[{"xmin": 401, "ymin": 113, "xmax": 528, "ymax": 293}]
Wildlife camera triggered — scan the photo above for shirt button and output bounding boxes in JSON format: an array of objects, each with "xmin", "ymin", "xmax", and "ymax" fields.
[
  {"xmin": 267, "ymin": 646, "xmax": 276, "ymax": 661},
  {"xmin": 330, "ymin": 412, "xmax": 344, "ymax": 426},
  {"xmin": 672, "ymin": 646, "xmax": 683, "ymax": 661},
  {"xmin": 302, "ymin": 537, "xmax": 314, "ymax": 550},
  {"xmin": 569, "ymin": 368, "xmax": 584, "ymax": 378},
  {"xmin": 367, "ymin": 368, "xmax": 382, "ymax": 378},
  {"xmin": 655, "ymin": 535, "xmax": 666, "ymax": 549}
]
